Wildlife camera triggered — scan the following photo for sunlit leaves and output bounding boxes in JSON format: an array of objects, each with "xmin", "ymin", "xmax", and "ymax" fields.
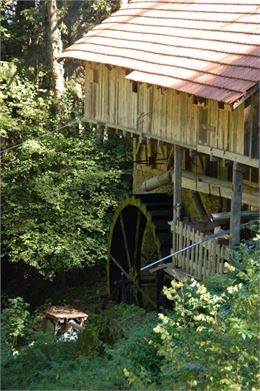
[
  {"xmin": 126, "ymin": 236, "xmax": 260, "ymax": 390},
  {"xmin": 2, "ymin": 73, "xmax": 131, "ymax": 279}
]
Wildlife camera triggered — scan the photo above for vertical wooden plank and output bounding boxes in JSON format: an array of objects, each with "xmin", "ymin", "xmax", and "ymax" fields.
[
  {"xmin": 166, "ymin": 90, "xmax": 172, "ymax": 141},
  {"xmin": 180, "ymin": 93, "xmax": 188, "ymax": 145},
  {"xmin": 184, "ymin": 224, "xmax": 188, "ymax": 273},
  {"xmin": 172, "ymin": 224, "xmax": 176, "ymax": 268},
  {"xmin": 236, "ymin": 104, "xmax": 244, "ymax": 155},
  {"xmin": 182, "ymin": 224, "xmax": 187, "ymax": 273},
  {"xmin": 179, "ymin": 221, "xmax": 183, "ymax": 269},
  {"xmin": 220, "ymin": 246, "xmax": 225, "ymax": 274},
  {"xmin": 171, "ymin": 91, "xmax": 178, "ymax": 140},
  {"xmin": 174, "ymin": 221, "xmax": 178, "ymax": 266},
  {"xmin": 251, "ymin": 91, "xmax": 259, "ymax": 159},
  {"xmin": 186, "ymin": 225, "xmax": 191, "ymax": 274},
  {"xmin": 215, "ymin": 244, "xmax": 220, "ymax": 273},
  {"xmin": 117, "ymin": 67, "xmax": 123, "ymax": 125},
  {"xmin": 190, "ymin": 227, "xmax": 195, "ymax": 276},
  {"xmin": 175, "ymin": 221, "xmax": 179, "ymax": 267},
  {"xmin": 198, "ymin": 106, "xmax": 208, "ymax": 145},
  {"xmin": 198, "ymin": 232, "xmax": 204, "ymax": 280},
  {"xmin": 208, "ymin": 240, "xmax": 212, "ymax": 275},
  {"xmin": 209, "ymin": 100, "xmax": 218, "ymax": 148},
  {"xmin": 219, "ymin": 108, "xmax": 230, "ymax": 151},
  {"xmin": 230, "ymin": 162, "xmax": 243, "ymax": 246},
  {"xmin": 85, "ymin": 63, "xmax": 90, "ymax": 119},
  {"xmin": 194, "ymin": 229, "xmax": 199, "ymax": 278},
  {"xmin": 191, "ymin": 96, "xmax": 197, "ymax": 147},
  {"xmin": 205, "ymin": 242, "xmax": 210, "ymax": 278},
  {"xmin": 244, "ymin": 99, "xmax": 253, "ymax": 156},
  {"xmin": 211, "ymin": 240, "xmax": 217, "ymax": 274},
  {"xmin": 203, "ymin": 242, "xmax": 208, "ymax": 279},
  {"xmin": 96, "ymin": 64, "xmax": 101, "ymax": 120},
  {"xmin": 109, "ymin": 67, "xmax": 115, "ymax": 124},
  {"xmin": 176, "ymin": 221, "xmax": 180, "ymax": 268}
]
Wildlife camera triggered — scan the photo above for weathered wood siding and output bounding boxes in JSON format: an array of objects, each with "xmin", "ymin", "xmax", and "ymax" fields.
[
  {"xmin": 85, "ymin": 63, "xmax": 137, "ymax": 129},
  {"xmin": 85, "ymin": 63, "xmax": 259, "ymax": 166}
]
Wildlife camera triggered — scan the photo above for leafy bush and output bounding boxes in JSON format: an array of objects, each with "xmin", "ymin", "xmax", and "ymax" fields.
[
  {"xmin": 1, "ymin": 304, "xmax": 157, "ymax": 390},
  {"xmin": 2, "ymin": 296, "xmax": 30, "ymax": 347},
  {"xmin": 1, "ymin": 70, "xmax": 132, "ymax": 279},
  {"xmin": 125, "ymin": 235, "xmax": 260, "ymax": 390}
]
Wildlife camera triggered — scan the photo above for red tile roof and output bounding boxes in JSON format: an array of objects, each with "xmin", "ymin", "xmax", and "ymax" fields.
[{"xmin": 61, "ymin": 0, "xmax": 260, "ymax": 104}]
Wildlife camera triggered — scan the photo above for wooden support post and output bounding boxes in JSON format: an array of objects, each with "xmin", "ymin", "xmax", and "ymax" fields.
[
  {"xmin": 172, "ymin": 145, "xmax": 182, "ymax": 258},
  {"xmin": 96, "ymin": 123, "xmax": 104, "ymax": 145},
  {"xmin": 230, "ymin": 162, "xmax": 243, "ymax": 247},
  {"xmin": 173, "ymin": 145, "xmax": 182, "ymax": 221}
]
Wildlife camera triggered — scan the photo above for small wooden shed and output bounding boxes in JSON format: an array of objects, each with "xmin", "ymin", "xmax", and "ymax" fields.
[{"xmin": 61, "ymin": 0, "xmax": 259, "ymax": 307}]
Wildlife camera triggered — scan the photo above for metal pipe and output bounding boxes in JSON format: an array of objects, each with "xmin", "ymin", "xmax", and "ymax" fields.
[
  {"xmin": 142, "ymin": 170, "xmax": 172, "ymax": 191},
  {"xmin": 211, "ymin": 210, "xmax": 259, "ymax": 221}
]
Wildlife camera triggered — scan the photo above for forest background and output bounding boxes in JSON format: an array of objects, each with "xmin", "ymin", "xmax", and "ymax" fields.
[{"xmin": 1, "ymin": 1, "xmax": 259, "ymax": 390}]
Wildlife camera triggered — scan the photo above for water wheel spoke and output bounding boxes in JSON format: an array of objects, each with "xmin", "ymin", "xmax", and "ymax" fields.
[
  {"xmin": 110, "ymin": 254, "xmax": 130, "ymax": 280},
  {"xmin": 119, "ymin": 214, "xmax": 132, "ymax": 270},
  {"xmin": 133, "ymin": 210, "xmax": 141, "ymax": 267}
]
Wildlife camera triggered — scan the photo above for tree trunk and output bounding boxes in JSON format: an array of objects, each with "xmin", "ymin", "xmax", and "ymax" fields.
[{"xmin": 47, "ymin": 0, "xmax": 64, "ymax": 104}]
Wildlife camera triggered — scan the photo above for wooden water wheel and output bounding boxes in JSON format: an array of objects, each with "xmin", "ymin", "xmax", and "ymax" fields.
[{"xmin": 108, "ymin": 193, "xmax": 172, "ymax": 309}]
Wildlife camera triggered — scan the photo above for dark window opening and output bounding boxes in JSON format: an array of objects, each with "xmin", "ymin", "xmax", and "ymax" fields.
[
  {"xmin": 132, "ymin": 81, "xmax": 138, "ymax": 93},
  {"xmin": 193, "ymin": 96, "xmax": 206, "ymax": 106}
]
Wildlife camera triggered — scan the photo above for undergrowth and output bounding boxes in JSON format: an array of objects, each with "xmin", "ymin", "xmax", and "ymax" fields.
[{"xmin": 1, "ymin": 304, "xmax": 158, "ymax": 390}]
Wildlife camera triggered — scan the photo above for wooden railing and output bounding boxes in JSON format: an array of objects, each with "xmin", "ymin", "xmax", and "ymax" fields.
[{"xmin": 171, "ymin": 221, "xmax": 229, "ymax": 281}]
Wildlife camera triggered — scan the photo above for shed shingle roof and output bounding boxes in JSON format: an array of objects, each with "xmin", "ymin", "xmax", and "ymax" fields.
[{"xmin": 61, "ymin": 0, "xmax": 260, "ymax": 104}]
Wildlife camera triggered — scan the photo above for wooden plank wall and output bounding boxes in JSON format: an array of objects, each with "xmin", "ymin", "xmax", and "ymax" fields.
[
  {"xmin": 85, "ymin": 63, "xmax": 257, "ymax": 159},
  {"xmin": 85, "ymin": 63, "xmax": 137, "ymax": 129}
]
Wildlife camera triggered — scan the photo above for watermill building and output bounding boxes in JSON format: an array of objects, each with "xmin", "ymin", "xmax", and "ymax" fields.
[{"xmin": 61, "ymin": 0, "xmax": 260, "ymax": 308}]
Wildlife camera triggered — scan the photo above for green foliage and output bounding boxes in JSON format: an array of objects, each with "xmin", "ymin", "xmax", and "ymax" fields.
[
  {"xmin": 2, "ymin": 0, "xmax": 120, "ymax": 83},
  {"xmin": 1, "ymin": 304, "xmax": 157, "ymax": 391},
  {"xmin": 1, "ymin": 71, "xmax": 131, "ymax": 279},
  {"xmin": 125, "ymin": 236, "xmax": 260, "ymax": 390},
  {"xmin": 2, "ymin": 0, "xmax": 50, "ymax": 82},
  {"xmin": 2, "ymin": 297, "xmax": 30, "ymax": 347}
]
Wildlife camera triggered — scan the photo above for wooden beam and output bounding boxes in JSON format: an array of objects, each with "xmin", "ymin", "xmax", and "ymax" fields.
[
  {"xmin": 142, "ymin": 168, "xmax": 258, "ymax": 207},
  {"xmin": 85, "ymin": 118, "xmax": 259, "ymax": 168},
  {"xmin": 173, "ymin": 145, "xmax": 182, "ymax": 221},
  {"xmin": 230, "ymin": 162, "xmax": 243, "ymax": 247},
  {"xmin": 232, "ymin": 84, "xmax": 259, "ymax": 110},
  {"xmin": 197, "ymin": 145, "xmax": 259, "ymax": 168},
  {"xmin": 181, "ymin": 170, "xmax": 258, "ymax": 208}
]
